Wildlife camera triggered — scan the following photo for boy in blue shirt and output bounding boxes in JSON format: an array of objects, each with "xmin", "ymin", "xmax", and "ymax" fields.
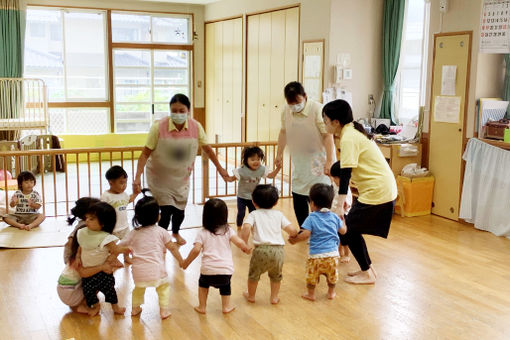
[{"xmin": 289, "ymin": 183, "xmax": 347, "ymax": 300}]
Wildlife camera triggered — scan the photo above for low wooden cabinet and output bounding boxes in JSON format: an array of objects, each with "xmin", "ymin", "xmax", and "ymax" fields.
[{"xmin": 377, "ymin": 143, "xmax": 422, "ymax": 177}]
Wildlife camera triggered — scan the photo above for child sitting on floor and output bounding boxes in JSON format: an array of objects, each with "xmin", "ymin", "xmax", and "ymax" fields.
[
  {"xmin": 240, "ymin": 184, "xmax": 298, "ymax": 304},
  {"xmin": 289, "ymin": 183, "xmax": 347, "ymax": 301},
  {"xmin": 4, "ymin": 171, "xmax": 45, "ymax": 231}
]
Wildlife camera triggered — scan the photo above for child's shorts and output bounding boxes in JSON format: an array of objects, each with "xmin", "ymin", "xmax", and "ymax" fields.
[
  {"xmin": 6, "ymin": 213, "xmax": 40, "ymax": 225},
  {"xmin": 198, "ymin": 274, "xmax": 232, "ymax": 295},
  {"xmin": 305, "ymin": 256, "xmax": 339, "ymax": 286},
  {"xmin": 248, "ymin": 245, "xmax": 284, "ymax": 282}
]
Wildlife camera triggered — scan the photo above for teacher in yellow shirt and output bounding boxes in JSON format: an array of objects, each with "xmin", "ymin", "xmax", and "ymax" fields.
[{"xmin": 323, "ymin": 99, "xmax": 397, "ymax": 284}]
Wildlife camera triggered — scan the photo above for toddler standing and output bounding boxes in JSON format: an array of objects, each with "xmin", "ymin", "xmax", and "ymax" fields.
[
  {"xmin": 289, "ymin": 183, "xmax": 346, "ymax": 301},
  {"xmin": 240, "ymin": 184, "xmax": 298, "ymax": 304},
  {"xmin": 182, "ymin": 198, "xmax": 251, "ymax": 314},
  {"xmin": 227, "ymin": 146, "xmax": 280, "ymax": 228},
  {"xmin": 118, "ymin": 189, "xmax": 184, "ymax": 319},
  {"xmin": 4, "ymin": 171, "xmax": 45, "ymax": 230},
  {"xmin": 101, "ymin": 165, "xmax": 138, "ymax": 262},
  {"xmin": 77, "ymin": 201, "xmax": 130, "ymax": 315}
]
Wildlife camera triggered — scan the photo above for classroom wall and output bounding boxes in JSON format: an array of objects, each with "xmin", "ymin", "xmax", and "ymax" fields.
[
  {"xmin": 424, "ymin": 0, "xmax": 505, "ymax": 136},
  {"xmin": 328, "ymin": 0, "xmax": 383, "ymax": 120}
]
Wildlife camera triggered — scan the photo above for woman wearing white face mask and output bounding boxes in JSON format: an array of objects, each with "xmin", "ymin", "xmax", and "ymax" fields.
[
  {"xmin": 275, "ymin": 82, "xmax": 335, "ymax": 228},
  {"xmin": 133, "ymin": 94, "xmax": 229, "ymax": 245}
]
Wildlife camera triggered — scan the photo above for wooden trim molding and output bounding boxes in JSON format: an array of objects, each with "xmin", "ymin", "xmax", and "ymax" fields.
[{"xmin": 48, "ymin": 102, "xmax": 110, "ymax": 108}]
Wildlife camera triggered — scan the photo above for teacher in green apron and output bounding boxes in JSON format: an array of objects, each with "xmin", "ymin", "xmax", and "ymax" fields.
[
  {"xmin": 133, "ymin": 94, "xmax": 229, "ymax": 245},
  {"xmin": 275, "ymin": 82, "xmax": 335, "ymax": 227}
]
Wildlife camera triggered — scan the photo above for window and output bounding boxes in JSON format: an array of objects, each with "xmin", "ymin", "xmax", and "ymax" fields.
[
  {"xmin": 113, "ymin": 49, "xmax": 190, "ymax": 132},
  {"xmin": 111, "ymin": 12, "xmax": 191, "ymax": 44},
  {"xmin": 394, "ymin": 0, "xmax": 430, "ymax": 125},
  {"xmin": 24, "ymin": 7, "xmax": 193, "ymax": 135}
]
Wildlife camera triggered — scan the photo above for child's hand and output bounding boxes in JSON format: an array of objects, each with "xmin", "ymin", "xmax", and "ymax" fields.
[
  {"xmin": 242, "ymin": 246, "xmax": 253, "ymax": 255},
  {"xmin": 343, "ymin": 201, "xmax": 351, "ymax": 212},
  {"xmin": 288, "ymin": 236, "xmax": 297, "ymax": 245},
  {"xmin": 10, "ymin": 195, "xmax": 18, "ymax": 205}
]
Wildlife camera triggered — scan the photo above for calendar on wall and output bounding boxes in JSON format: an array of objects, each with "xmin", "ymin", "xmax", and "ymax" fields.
[{"xmin": 480, "ymin": 0, "xmax": 510, "ymax": 53}]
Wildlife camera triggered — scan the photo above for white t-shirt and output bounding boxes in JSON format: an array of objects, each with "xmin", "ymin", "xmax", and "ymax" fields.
[
  {"xmin": 244, "ymin": 209, "xmax": 291, "ymax": 246},
  {"xmin": 13, "ymin": 190, "xmax": 42, "ymax": 214},
  {"xmin": 194, "ymin": 226, "xmax": 235, "ymax": 275},
  {"xmin": 101, "ymin": 191, "xmax": 129, "ymax": 233},
  {"xmin": 77, "ymin": 227, "xmax": 119, "ymax": 267}
]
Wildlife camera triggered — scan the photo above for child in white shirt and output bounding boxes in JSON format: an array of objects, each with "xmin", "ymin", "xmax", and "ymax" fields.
[
  {"xmin": 4, "ymin": 171, "xmax": 45, "ymax": 230},
  {"xmin": 240, "ymin": 184, "xmax": 298, "ymax": 304},
  {"xmin": 101, "ymin": 165, "xmax": 138, "ymax": 263}
]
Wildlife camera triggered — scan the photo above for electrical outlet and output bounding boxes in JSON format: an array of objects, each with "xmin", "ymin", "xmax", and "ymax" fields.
[{"xmin": 439, "ymin": 0, "xmax": 448, "ymax": 13}]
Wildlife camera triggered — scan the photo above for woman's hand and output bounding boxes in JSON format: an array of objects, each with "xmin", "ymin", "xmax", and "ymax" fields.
[
  {"xmin": 324, "ymin": 159, "xmax": 333, "ymax": 176},
  {"xmin": 275, "ymin": 154, "xmax": 283, "ymax": 169},
  {"xmin": 132, "ymin": 178, "xmax": 141, "ymax": 194},
  {"xmin": 218, "ymin": 167, "xmax": 230, "ymax": 182}
]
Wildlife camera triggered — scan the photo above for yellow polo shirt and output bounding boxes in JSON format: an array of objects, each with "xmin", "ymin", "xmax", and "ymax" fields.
[
  {"xmin": 338, "ymin": 123, "xmax": 397, "ymax": 205},
  {"xmin": 145, "ymin": 118, "xmax": 208, "ymax": 151}
]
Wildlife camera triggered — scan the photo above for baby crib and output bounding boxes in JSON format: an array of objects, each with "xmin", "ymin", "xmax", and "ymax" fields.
[{"xmin": 0, "ymin": 78, "xmax": 48, "ymax": 137}]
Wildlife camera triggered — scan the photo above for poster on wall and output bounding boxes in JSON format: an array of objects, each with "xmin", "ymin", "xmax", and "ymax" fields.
[{"xmin": 480, "ymin": 0, "xmax": 510, "ymax": 53}]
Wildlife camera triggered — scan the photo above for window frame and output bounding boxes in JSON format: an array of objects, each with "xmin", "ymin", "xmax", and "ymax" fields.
[
  {"xmin": 25, "ymin": 5, "xmax": 194, "ymax": 134},
  {"xmin": 393, "ymin": 0, "xmax": 430, "ymax": 125}
]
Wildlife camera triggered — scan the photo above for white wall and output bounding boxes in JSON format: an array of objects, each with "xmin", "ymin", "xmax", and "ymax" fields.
[
  {"xmin": 21, "ymin": 0, "xmax": 206, "ymax": 108},
  {"xmin": 424, "ymin": 0, "xmax": 505, "ymax": 136},
  {"xmin": 328, "ymin": 0, "xmax": 383, "ymax": 119}
]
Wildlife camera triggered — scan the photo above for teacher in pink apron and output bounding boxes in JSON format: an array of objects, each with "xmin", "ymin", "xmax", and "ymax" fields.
[
  {"xmin": 133, "ymin": 94, "xmax": 229, "ymax": 245},
  {"xmin": 275, "ymin": 82, "xmax": 335, "ymax": 227}
]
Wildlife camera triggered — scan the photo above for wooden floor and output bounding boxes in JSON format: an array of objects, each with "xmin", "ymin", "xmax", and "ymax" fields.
[{"xmin": 1, "ymin": 198, "xmax": 510, "ymax": 340}]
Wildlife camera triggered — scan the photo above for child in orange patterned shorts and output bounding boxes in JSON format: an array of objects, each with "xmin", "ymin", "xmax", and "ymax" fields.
[{"xmin": 289, "ymin": 183, "xmax": 347, "ymax": 300}]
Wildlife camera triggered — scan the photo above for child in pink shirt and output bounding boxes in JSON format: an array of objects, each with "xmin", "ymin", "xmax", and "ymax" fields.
[
  {"xmin": 119, "ymin": 190, "xmax": 184, "ymax": 319},
  {"xmin": 182, "ymin": 198, "xmax": 251, "ymax": 314}
]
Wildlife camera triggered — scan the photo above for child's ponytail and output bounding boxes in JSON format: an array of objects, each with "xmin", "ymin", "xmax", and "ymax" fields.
[{"xmin": 132, "ymin": 189, "xmax": 159, "ymax": 228}]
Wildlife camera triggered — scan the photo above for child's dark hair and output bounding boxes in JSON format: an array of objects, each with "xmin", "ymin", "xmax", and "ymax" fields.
[
  {"xmin": 309, "ymin": 183, "xmax": 335, "ymax": 209},
  {"xmin": 67, "ymin": 224, "xmax": 87, "ymax": 263},
  {"xmin": 330, "ymin": 161, "xmax": 342, "ymax": 179},
  {"xmin": 242, "ymin": 146, "xmax": 264, "ymax": 167},
  {"xmin": 202, "ymin": 198, "xmax": 228, "ymax": 235},
  {"xmin": 105, "ymin": 165, "xmax": 128, "ymax": 181},
  {"xmin": 170, "ymin": 93, "xmax": 191, "ymax": 110},
  {"xmin": 86, "ymin": 202, "xmax": 117, "ymax": 234},
  {"xmin": 67, "ymin": 197, "xmax": 101, "ymax": 225},
  {"xmin": 17, "ymin": 171, "xmax": 36, "ymax": 190},
  {"xmin": 133, "ymin": 189, "xmax": 160, "ymax": 228},
  {"xmin": 252, "ymin": 184, "xmax": 279, "ymax": 209},
  {"xmin": 284, "ymin": 81, "xmax": 306, "ymax": 102},
  {"xmin": 322, "ymin": 99, "xmax": 372, "ymax": 139}
]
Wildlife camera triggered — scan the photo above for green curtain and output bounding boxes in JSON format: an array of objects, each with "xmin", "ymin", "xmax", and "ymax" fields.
[
  {"xmin": 504, "ymin": 54, "xmax": 510, "ymax": 118},
  {"xmin": 380, "ymin": 0, "xmax": 406, "ymax": 123},
  {"xmin": 0, "ymin": 0, "xmax": 24, "ymax": 77},
  {"xmin": 0, "ymin": 0, "xmax": 25, "ymax": 140}
]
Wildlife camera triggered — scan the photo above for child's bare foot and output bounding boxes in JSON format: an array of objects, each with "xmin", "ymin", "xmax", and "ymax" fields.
[
  {"xmin": 340, "ymin": 256, "xmax": 350, "ymax": 263},
  {"xmin": 344, "ymin": 269, "xmax": 376, "ymax": 285},
  {"xmin": 270, "ymin": 297, "xmax": 280, "ymax": 305},
  {"xmin": 75, "ymin": 303, "xmax": 92, "ymax": 315},
  {"xmin": 160, "ymin": 308, "xmax": 171, "ymax": 319},
  {"xmin": 173, "ymin": 234, "xmax": 187, "ymax": 245},
  {"xmin": 327, "ymin": 292, "xmax": 337, "ymax": 300},
  {"xmin": 18, "ymin": 224, "xmax": 28, "ymax": 230},
  {"xmin": 131, "ymin": 306, "xmax": 142, "ymax": 316},
  {"xmin": 112, "ymin": 304, "xmax": 126, "ymax": 315},
  {"xmin": 242, "ymin": 291, "xmax": 255, "ymax": 303},
  {"xmin": 301, "ymin": 293, "xmax": 316, "ymax": 301},
  {"xmin": 88, "ymin": 304, "xmax": 100, "ymax": 317},
  {"xmin": 222, "ymin": 305, "xmax": 236, "ymax": 314},
  {"xmin": 194, "ymin": 306, "xmax": 206, "ymax": 314}
]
